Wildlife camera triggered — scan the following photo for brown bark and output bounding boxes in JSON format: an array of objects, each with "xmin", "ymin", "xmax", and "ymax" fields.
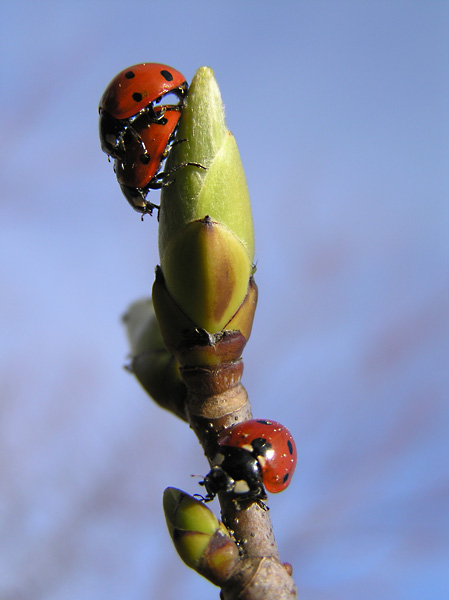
[{"xmin": 186, "ymin": 384, "xmax": 297, "ymax": 599}]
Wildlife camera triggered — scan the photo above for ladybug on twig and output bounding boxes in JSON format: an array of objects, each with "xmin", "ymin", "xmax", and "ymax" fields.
[{"xmin": 200, "ymin": 419, "xmax": 297, "ymax": 508}]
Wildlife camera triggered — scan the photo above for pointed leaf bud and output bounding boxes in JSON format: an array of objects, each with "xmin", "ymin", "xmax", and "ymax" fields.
[{"xmin": 157, "ymin": 67, "xmax": 255, "ymax": 334}]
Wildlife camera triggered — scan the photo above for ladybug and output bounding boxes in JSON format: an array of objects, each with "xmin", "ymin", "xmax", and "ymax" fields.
[
  {"xmin": 99, "ymin": 63, "xmax": 205, "ymax": 215},
  {"xmin": 99, "ymin": 62, "xmax": 187, "ymax": 159},
  {"xmin": 114, "ymin": 105, "xmax": 205, "ymax": 215},
  {"xmin": 200, "ymin": 419, "xmax": 297, "ymax": 506},
  {"xmin": 114, "ymin": 107, "xmax": 181, "ymax": 214}
]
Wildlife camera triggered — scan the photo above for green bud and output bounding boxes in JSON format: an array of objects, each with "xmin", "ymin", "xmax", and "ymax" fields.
[
  {"xmin": 152, "ymin": 267, "xmax": 256, "ymax": 375},
  {"xmin": 161, "ymin": 216, "xmax": 252, "ymax": 333},
  {"xmin": 123, "ymin": 299, "xmax": 165, "ymax": 357},
  {"xmin": 122, "ymin": 299, "xmax": 187, "ymax": 420},
  {"xmin": 156, "ymin": 67, "xmax": 255, "ymax": 334},
  {"xmin": 163, "ymin": 488, "xmax": 240, "ymax": 584},
  {"xmin": 159, "ymin": 67, "xmax": 254, "ymax": 262},
  {"xmin": 163, "ymin": 487, "xmax": 221, "ymax": 537},
  {"xmin": 172, "ymin": 530, "xmax": 214, "ymax": 569}
]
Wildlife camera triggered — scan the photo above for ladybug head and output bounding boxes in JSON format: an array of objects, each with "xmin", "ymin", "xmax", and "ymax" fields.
[
  {"xmin": 200, "ymin": 465, "xmax": 234, "ymax": 500},
  {"xmin": 200, "ymin": 445, "xmax": 266, "ymax": 503}
]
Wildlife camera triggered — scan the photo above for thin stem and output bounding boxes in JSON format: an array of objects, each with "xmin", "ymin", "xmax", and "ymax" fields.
[{"xmin": 186, "ymin": 385, "xmax": 297, "ymax": 599}]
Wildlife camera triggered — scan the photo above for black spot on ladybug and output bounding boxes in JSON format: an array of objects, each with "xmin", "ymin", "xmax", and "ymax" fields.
[
  {"xmin": 282, "ymin": 473, "xmax": 289, "ymax": 484},
  {"xmin": 140, "ymin": 153, "xmax": 151, "ymax": 165},
  {"xmin": 256, "ymin": 419, "xmax": 271, "ymax": 425},
  {"xmin": 160, "ymin": 69, "xmax": 174, "ymax": 82},
  {"xmin": 250, "ymin": 437, "xmax": 270, "ymax": 456},
  {"xmin": 125, "ymin": 71, "xmax": 135, "ymax": 79},
  {"xmin": 287, "ymin": 440, "xmax": 293, "ymax": 455},
  {"xmin": 132, "ymin": 92, "xmax": 143, "ymax": 103}
]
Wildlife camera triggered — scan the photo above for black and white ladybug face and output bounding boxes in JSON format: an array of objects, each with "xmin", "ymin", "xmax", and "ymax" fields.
[
  {"xmin": 201, "ymin": 446, "xmax": 266, "ymax": 502},
  {"xmin": 202, "ymin": 465, "xmax": 235, "ymax": 496}
]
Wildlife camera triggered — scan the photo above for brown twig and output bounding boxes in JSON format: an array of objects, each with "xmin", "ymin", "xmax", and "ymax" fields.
[{"xmin": 186, "ymin": 384, "xmax": 298, "ymax": 599}]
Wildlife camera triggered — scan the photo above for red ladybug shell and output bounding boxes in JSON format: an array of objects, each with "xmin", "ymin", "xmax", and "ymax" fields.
[
  {"xmin": 218, "ymin": 419, "xmax": 297, "ymax": 494},
  {"xmin": 115, "ymin": 107, "xmax": 181, "ymax": 189},
  {"xmin": 99, "ymin": 63, "xmax": 187, "ymax": 120}
]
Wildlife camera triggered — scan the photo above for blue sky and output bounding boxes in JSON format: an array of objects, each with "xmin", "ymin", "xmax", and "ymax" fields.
[{"xmin": 1, "ymin": 2, "xmax": 448, "ymax": 599}]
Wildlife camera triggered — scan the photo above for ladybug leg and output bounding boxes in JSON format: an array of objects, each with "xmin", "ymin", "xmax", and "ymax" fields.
[
  {"xmin": 126, "ymin": 110, "xmax": 169, "ymax": 158},
  {"xmin": 146, "ymin": 104, "xmax": 169, "ymax": 122},
  {"xmin": 127, "ymin": 127, "xmax": 148, "ymax": 157},
  {"xmin": 255, "ymin": 499, "xmax": 269, "ymax": 511},
  {"xmin": 105, "ymin": 126, "xmax": 145, "ymax": 163},
  {"xmin": 232, "ymin": 490, "xmax": 269, "ymax": 512},
  {"xmin": 146, "ymin": 162, "xmax": 206, "ymax": 191},
  {"xmin": 146, "ymin": 176, "xmax": 173, "ymax": 190},
  {"xmin": 141, "ymin": 201, "xmax": 160, "ymax": 221},
  {"xmin": 160, "ymin": 161, "xmax": 207, "ymax": 183},
  {"xmin": 168, "ymin": 161, "xmax": 207, "ymax": 174},
  {"xmin": 246, "ymin": 481, "xmax": 268, "ymax": 508},
  {"xmin": 231, "ymin": 496, "xmax": 268, "ymax": 512},
  {"xmin": 170, "ymin": 137, "xmax": 188, "ymax": 148},
  {"xmin": 197, "ymin": 482, "xmax": 216, "ymax": 503},
  {"xmin": 153, "ymin": 84, "xmax": 187, "ymax": 110},
  {"xmin": 193, "ymin": 493, "xmax": 210, "ymax": 503}
]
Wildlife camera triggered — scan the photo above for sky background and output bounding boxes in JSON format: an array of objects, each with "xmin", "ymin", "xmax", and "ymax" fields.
[{"xmin": 1, "ymin": 1, "xmax": 448, "ymax": 599}]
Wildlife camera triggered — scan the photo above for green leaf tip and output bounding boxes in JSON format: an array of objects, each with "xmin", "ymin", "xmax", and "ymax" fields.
[{"xmin": 159, "ymin": 66, "xmax": 254, "ymax": 265}]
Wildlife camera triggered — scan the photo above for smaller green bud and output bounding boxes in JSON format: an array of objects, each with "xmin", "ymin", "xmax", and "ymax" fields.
[
  {"xmin": 123, "ymin": 298, "xmax": 163, "ymax": 357},
  {"xmin": 123, "ymin": 299, "xmax": 187, "ymax": 420},
  {"xmin": 163, "ymin": 488, "xmax": 240, "ymax": 584},
  {"xmin": 172, "ymin": 530, "xmax": 214, "ymax": 569},
  {"xmin": 164, "ymin": 487, "xmax": 220, "ymax": 538}
]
